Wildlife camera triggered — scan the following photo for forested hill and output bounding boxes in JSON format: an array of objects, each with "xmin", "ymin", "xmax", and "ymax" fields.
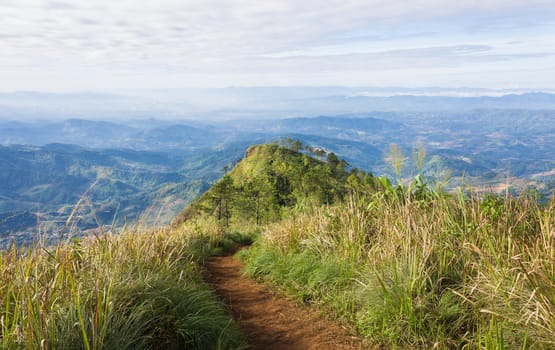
[
  {"xmin": 173, "ymin": 143, "xmax": 377, "ymax": 227},
  {"xmin": 176, "ymin": 142, "xmax": 555, "ymax": 349}
]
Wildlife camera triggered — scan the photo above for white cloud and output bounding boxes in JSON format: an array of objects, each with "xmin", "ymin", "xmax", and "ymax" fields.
[{"xmin": 0, "ymin": 0, "xmax": 554, "ymax": 90}]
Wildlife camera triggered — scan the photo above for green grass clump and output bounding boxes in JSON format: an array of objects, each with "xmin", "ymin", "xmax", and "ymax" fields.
[
  {"xmin": 0, "ymin": 225, "xmax": 247, "ymax": 350},
  {"xmin": 242, "ymin": 187, "xmax": 555, "ymax": 349}
]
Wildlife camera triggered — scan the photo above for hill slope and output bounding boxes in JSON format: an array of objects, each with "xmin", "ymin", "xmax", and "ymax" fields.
[
  {"xmin": 1, "ymin": 142, "xmax": 553, "ymax": 349},
  {"xmin": 173, "ymin": 142, "xmax": 376, "ymax": 227},
  {"xmin": 171, "ymin": 142, "xmax": 555, "ymax": 348}
]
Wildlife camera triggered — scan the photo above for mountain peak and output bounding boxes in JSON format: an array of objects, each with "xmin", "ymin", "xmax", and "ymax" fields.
[{"xmin": 173, "ymin": 142, "xmax": 375, "ymax": 228}]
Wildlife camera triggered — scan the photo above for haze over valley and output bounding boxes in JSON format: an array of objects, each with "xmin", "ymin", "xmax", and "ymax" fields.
[{"xmin": 1, "ymin": 88, "xmax": 555, "ymax": 243}]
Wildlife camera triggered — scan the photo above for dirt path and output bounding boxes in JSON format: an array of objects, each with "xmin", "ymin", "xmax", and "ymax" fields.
[{"xmin": 203, "ymin": 251, "xmax": 368, "ymax": 350}]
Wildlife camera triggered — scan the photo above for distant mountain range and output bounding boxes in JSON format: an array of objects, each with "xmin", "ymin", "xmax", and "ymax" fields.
[
  {"xmin": 0, "ymin": 119, "xmax": 244, "ymax": 150},
  {"xmin": 2, "ymin": 90, "xmax": 555, "ymax": 120},
  {"xmin": 1, "ymin": 94, "xmax": 554, "ymax": 242}
]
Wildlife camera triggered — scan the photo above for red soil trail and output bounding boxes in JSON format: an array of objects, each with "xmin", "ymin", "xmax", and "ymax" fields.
[{"xmin": 203, "ymin": 251, "xmax": 369, "ymax": 350}]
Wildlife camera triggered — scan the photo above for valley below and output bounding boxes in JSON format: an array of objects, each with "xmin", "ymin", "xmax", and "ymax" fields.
[{"xmin": 1, "ymin": 95, "xmax": 555, "ymax": 244}]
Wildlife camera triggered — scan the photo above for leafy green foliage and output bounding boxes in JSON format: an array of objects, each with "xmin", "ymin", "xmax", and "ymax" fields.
[{"xmin": 174, "ymin": 143, "xmax": 378, "ymax": 230}]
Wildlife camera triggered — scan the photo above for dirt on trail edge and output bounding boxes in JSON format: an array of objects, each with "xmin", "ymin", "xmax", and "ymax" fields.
[{"xmin": 203, "ymin": 249, "xmax": 368, "ymax": 350}]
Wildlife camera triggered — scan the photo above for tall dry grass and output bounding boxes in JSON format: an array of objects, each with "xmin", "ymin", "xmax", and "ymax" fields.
[
  {"xmin": 0, "ymin": 222, "xmax": 246, "ymax": 349},
  {"xmin": 243, "ymin": 185, "xmax": 555, "ymax": 348}
]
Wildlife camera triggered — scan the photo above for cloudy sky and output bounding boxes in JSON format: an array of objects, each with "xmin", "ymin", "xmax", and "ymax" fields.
[{"xmin": 1, "ymin": 0, "xmax": 555, "ymax": 91}]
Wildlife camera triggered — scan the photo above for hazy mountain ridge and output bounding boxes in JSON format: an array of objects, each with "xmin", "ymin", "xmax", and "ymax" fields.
[
  {"xmin": 0, "ymin": 119, "xmax": 231, "ymax": 150},
  {"xmin": 1, "ymin": 98, "xmax": 554, "ymax": 241},
  {"xmin": 2, "ymin": 90, "xmax": 555, "ymax": 120}
]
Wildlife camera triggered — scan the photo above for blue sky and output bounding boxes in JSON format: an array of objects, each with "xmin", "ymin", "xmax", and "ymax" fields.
[{"xmin": 1, "ymin": 0, "xmax": 555, "ymax": 91}]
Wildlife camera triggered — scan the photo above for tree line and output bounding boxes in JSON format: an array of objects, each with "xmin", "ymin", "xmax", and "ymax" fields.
[{"xmin": 193, "ymin": 142, "xmax": 379, "ymax": 229}]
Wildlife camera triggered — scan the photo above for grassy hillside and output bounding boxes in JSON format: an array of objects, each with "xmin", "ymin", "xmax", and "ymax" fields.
[
  {"xmin": 1, "ymin": 143, "xmax": 554, "ymax": 349},
  {"xmin": 234, "ymin": 151, "xmax": 555, "ymax": 348},
  {"xmin": 0, "ymin": 226, "xmax": 248, "ymax": 349},
  {"xmin": 174, "ymin": 142, "xmax": 555, "ymax": 348}
]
